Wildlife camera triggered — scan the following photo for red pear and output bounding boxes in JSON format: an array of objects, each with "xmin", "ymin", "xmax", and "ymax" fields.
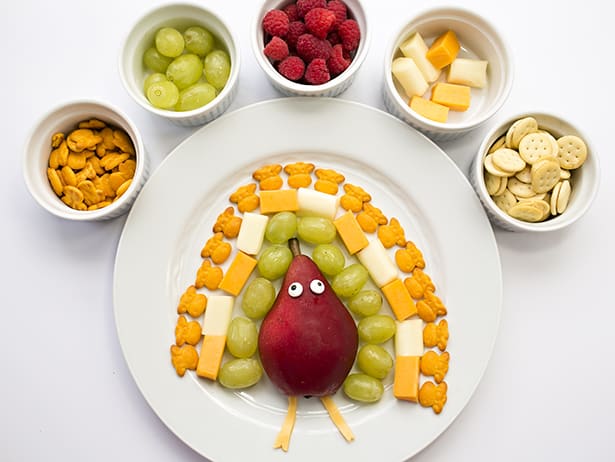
[{"xmin": 258, "ymin": 238, "xmax": 358, "ymax": 397}]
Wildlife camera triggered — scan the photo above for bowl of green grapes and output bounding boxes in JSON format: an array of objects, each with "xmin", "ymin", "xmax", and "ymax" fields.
[{"xmin": 119, "ymin": 2, "xmax": 240, "ymax": 126}]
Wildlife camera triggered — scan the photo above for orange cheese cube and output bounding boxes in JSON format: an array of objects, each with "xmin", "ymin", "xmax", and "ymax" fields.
[
  {"xmin": 259, "ymin": 189, "xmax": 299, "ymax": 214},
  {"xmin": 430, "ymin": 82, "xmax": 471, "ymax": 112},
  {"xmin": 196, "ymin": 334, "xmax": 227, "ymax": 380},
  {"xmin": 426, "ymin": 30, "xmax": 460, "ymax": 69},
  {"xmin": 218, "ymin": 251, "xmax": 257, "ymax": 296},
  {"xmin": 333, "ymin": 211, "xmax": 369, "ymax": 255},
  {"xmin": 409, "ymin": 96, "xmax": 449, "ymax": 123},
  {"xmin": 382, "ymin": 278, "xmax": 417, "ymax": 320},
  {"xmin": 393, "ymin": 355, "xmax": 420, "ymax": 401}
]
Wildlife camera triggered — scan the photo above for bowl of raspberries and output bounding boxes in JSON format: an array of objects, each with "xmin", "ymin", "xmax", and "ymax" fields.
[{"xmin": 252, "ymin": 0, "xmax": 369, "ymax": 97}]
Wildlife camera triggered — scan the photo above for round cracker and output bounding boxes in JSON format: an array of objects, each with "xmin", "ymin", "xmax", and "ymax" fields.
[
  {"xmin": 492, "ymin": 148, "xmax": 526, "ymax": 173},
  {"xmin": 560, "ymin": 168, "xmax": 571, "ymax": 179},
  {"xmin": 492, "ymin": 189, "xmax": 517, "ymax": 213},
  {"xmin": 484, "ymin": 170, "xmax": 501, "ymax": 195},
  {"xmin": 507, "ymin": 201, "xmax": 547, "ymax": 222},
  {"xmin": 518, "ymin": 132, "xmax": 557, "ymax": 164},
  {"xmin": 550, "ymin": 181, "xmax": 562, "ymax": 215},
  {"xmin": 484, "ymin": 154, "xmax": 512, "ymax": 177},
  {"xmin": 507, "ymin": 177, "xmax": 536, "ymax": 198},
  {"xmin": 531, "ymin": 159, "xmax": 561, "ymax": 193},
  {"xmin": 515, "ymin": 165, "xmax": 532, "ymax": 183},
  {"xmin": 556, "ymin": 179, "xmax": 571, "ymax": 214},
  {"xmin": 488, "ymin": 135, "xmax": 506, "ymax": 154},
  {"xmin": 506, "ymin": 117, "xmax": 539, "ymax": 149},
  {"xmin": 493, "ymin": 176, "xmax": 508, "ymax": 196},
  {"xmin": 557, "ymin": 135, "xmax": 587, "ymax": 169}
]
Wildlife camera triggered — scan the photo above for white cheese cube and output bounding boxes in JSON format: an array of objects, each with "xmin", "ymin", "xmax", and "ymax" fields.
[
  {"xmin": 202, "ymin": 295, "xmax": 234, "ymax": 335},
  {"xmin": 297, "ymin": 187, "xmax": 339, "ymax": 220},
  {"xmin": 236, "ymin": 212, "xmax": 269, "ymax": 255},
  {"xmin": 447, "ymin": 58, "xmax": 488, "ymax": 88},
  {"xmin": 399, "ymin": 33, "xmax": 441, "ymax": 83},
  {"xmin": 391, "ymin": 57, "xmax": 429, "ymax": 98},
  {"xmin": 395, "ymin": 319, "xmax": 424, "ymax": 356},
  {"xmin": 356, "ymin": 239, "xmax": 398, "ymax": 288}
]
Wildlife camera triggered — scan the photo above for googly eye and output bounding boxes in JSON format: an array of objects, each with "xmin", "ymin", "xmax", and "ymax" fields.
[
  {"xmin": 309, "ymin": 279, "xmax": 325, "ymax": 295},
  {"xmin": 288, "ymin": 282, "xmax": 303, "ymax": 298}
]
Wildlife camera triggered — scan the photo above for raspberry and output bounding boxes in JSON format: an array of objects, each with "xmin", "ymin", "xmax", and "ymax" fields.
[
  {"xmin": 327, "ymin": 30, "xmax": 341, "ymax": 46},
  {"xmin": 327, "ymin": 43, "xmax": 350, "ymax": 76},
  {"xmin": 264, "ymin": 36, "xmax": 290, "ymax": 62},
  {"xmin": 296, "ymin": 0, "xmax": 327, "ymax": 18},
  {"xmin": 262, "ymin": 9, "xmax": 290, "ymax": 37},
  {"xmin": 304, "ymin": 58, "xmax": 330, "ymax": 84},
  {"xmin": 327, "ymin": 0, "xmax": 348, "ymax": 28},
  {"xmin": 296, "ymin": 33, "xmax": 333, "ymax": 63},
  {"xmin": 282, "ymin": 3, "xmax": 299, "ymax": 22},
  {"xmin": 286, "ymin": 20, "xmax": 307, "ymax": 49},
  {"xmin": 337, "ymin": 18, "xmax": 360, "ymax": 52},
  {"xmin": 304, "ymin": 7, "xmax": 337, "ymax": 39},
  {"xmin": 278, "ymin": 56, "xmax": 306, "ymax": 81}
]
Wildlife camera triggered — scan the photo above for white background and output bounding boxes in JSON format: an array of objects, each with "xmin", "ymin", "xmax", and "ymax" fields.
[{"xmin": 2, "ymin": 0, "xmax": 613, "ymax": 460}]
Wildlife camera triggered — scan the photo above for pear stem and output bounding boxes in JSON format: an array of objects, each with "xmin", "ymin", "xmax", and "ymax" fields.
[{"xmin": 289, "ymin": 238, "xmax": 301, "ymax": 257}]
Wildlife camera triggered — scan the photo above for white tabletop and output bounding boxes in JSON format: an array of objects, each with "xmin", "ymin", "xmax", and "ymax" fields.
[{"xmin": 3, "ymin": 0, "xmax": 612, "ymax": 460}]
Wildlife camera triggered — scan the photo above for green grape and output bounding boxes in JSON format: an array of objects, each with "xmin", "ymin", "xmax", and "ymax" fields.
[
  {"xmin": 226, "ymin": 317, "xmax": 258, "ymax": 359},
  {"xmin": 265, "ymin": 212, "xmax": 297, "ymax": 244},
  {"xmin": 311, "ymin": 244, "xmax": 345, "ymax": 276},
  {"xmin": 183, "ymin": 26, "xmax": 214, "ymax": 56},
  {"xmin": 257, "ymin": 245, "xmax": 293, "ymax": 280},
  {"xmin": 143, "ymin": 47, "xmax": 172, "ymax": 73},
  {"xmin": 166, "ymin": 54, "xmax": 203, "ymax": 90},
  {"xmin": 155, "ymin": 27, "xmax": 185, "ymax": 58},
  {"xmin": 176, "ymin": 82, "xmax": 217, "ymax": 111},
  {"xmin": 143, "ymin": 72, "xmax": 168, "ymax": 93},
  {"xmin": 297, "ymin": 216, "xmax": 336, "ymax": 245},
  {"xmin": 218, "ymin": 358, "xmax": 263, "ymax": 389},
  {"xmin": 204, "ymin": 49, "xmax": 231, "ymax": 90},
  {"xmin": 357, "ymin": 344, "xmax": 393, "ymax": 379},
  {"xmin": 146, "ymin": 81, "xmax": 179, "ymax": 109},
  {"xmin": 331, "ymin": 263, "xmax": 368, "ymax": 298},
  {"xmin": 343, "ymin": 373, "xmax": 384, "ymax": 403},
  {"xmin": 242, "ymin": 277, "xmax": 276, "ymax": 319},
  {"xmin": 357, "ymin": 315, "xmax": 396, "ymax": 344},
  {"xmin": 348, "ymin": 290, "xmax": 382, "ymax": 317}
]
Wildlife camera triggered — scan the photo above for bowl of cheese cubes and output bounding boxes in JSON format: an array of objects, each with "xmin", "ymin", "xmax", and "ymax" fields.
[{"xmin": 383, "ymin": 7, "xmax": 513, "ymax": 140}]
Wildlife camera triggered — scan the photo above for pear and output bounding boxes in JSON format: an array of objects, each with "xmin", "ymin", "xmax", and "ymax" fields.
[{"xmin": 258, "ymin": 238, "xmax": 358, "ymax": 397}]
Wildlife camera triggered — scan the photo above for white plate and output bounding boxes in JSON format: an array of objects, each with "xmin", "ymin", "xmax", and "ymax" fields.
[{"xmin": 114, "ymin": 97, "xmax": 502, "ymax": 462}]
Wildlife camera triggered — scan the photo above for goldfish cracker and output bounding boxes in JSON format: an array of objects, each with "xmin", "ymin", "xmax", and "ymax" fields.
[
  {"xmin": 420, "ymin": 350, "xmax": 449, "ymax": 383},
  {"xmin": 423, "ymin": 319, "xmax": 449, "ymax": 351},
  {"xmin": 395, "ymin": 241, "xmax": 425, "ymax": 272},
  {"xmin": 340, "ymin": 184, "xmax": 371, "ymax": 213},
  {"xmin": 426, "ymin": 30, "xmax": 460, "ymax": 69},
  {"xmin": 253, "ymin": 164, "xmax": 283, "ymax": 190},
  {"xmin": 78, "ymin": 118, "xmax": 106, "ymax": 129},
  {"xmin": 377, "ymin": 217, "xmax": 406, "ymax": 248},
  {"xmin": 314, "ymin": 168, "xmax": 345, "ymax": 195},
  {"xmin": 200, "ymin": 232, "xmax": 232, "ymax": 264},
  {"xmin": 177, "ymin": 285, "xmax": 207, "ymax": 317},
  {"xmin": 175, "ymin": 315, "xmax": 202, "ymax": 346},
  {"xmin": 418, "ymin": 381, "xmax": 447, "ymax": 414},
  {"xmin": 229, "ymin": 183, "xmax": 260, "ymax": 213},
  {"xmin": 47, "ymin": 168, "xmax": 64, "ymax": 196},
  {"xmin": 213, "ymin": 207, "xmax": 242, "ymax": 239},
  {"xmin": 284, "ymin": 162, "xmax": 315, "ymax": 189},
  {"xmin": 170, "ymin": 344, "xmax": 199, "ymax": 377},
  {"xmin": 195, "ymin": 259, "xmax": 224, "ymax": 291},
  {"xmin": 356, "ymin": 203, "xmax": 387, "ymax": 233},
  {"xmin": 416, "ymin": 290, "xmax": 447, "ymax": 322},
  {"xmin": 403, "ymin": 268, "xmax": 435, "ymax": 299},
  {"xmin": 66, "ymin": 128, "xmax": 102, "ymax": 152}
]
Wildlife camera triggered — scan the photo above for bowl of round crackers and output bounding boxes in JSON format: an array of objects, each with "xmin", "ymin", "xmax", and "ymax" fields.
[{"xmin": 469, "ymin": 111, "xmax": 600, "ymax": 232}]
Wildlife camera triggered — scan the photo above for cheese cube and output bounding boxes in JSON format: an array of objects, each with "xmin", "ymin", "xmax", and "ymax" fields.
[
  {"xmin": 393, "ymin": 355, "xmax": 420, "ymax": 402},
  {"xmin": 218, "ymin": 251, "xmax": 257, "ymax": 296},
  {"xmin": 399, "ymin": 32, "xmax": 441, "ymax": 83},
  {"xmin": 356, "ymin": 239, "xmax": 398, "ymax": 288},
  {"xmin": 202, "ymin": 295, "xmax": 234, "ymax": 335},
  {"xmin": 197, "ymin": 335, "xmax": 227, "ymax": 380},
  {"xmin": 409, "ymin": 96, "xmax": 449, "ymax": 123},
  {"xmin": 391, "ymin": 57, "xmax": 429, "ymax": 98},
  {"xmin": 333, "ymin": 211, "xmax": 368, "ymax": 255},
  {"xmin": 236, "ymin": 212, "xmax": 269, "ymax": 255},
  {"xmin": 259, "ymin": 189, "xmax": 299, "ymax": 214},
  {"xmin": 448, "ymin": 58, "xmax": 488, "ymax": 88},
  {"xmin": 381, "ymin": 278, "xmax": 417, "ymax": 320},
  {"xmin": 395, "ymin": 319, "xmax": 423, "ymax": 356},
  {"xmin": 430, "ymin": 82, "xmax": 471, "ymax": 112},
  {"xmin": 297, "ymin": 187, "xmax": 339, "ymax": 220},
  {"xmin": 426, "ymin": 30, "xmax": 460, "ymax": 69}
]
